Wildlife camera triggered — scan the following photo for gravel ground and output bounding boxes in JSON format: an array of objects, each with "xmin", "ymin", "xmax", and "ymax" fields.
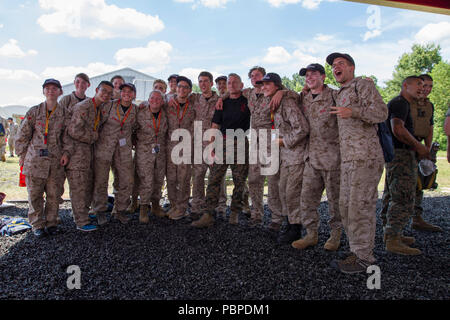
[{"xmin": 0, "ymin": 195, "xmax": 448, "ymax": 300}]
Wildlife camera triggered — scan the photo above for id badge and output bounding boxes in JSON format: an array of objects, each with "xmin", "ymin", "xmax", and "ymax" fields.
[
  {"xmin": 119, "ymin": 138, "xmax": 127, "ymax": 147},
  {"xmin": 152, "ymin": 144, "xmax": 160, "ymax": 154},
  {"xmin": 39, "ymin": 149, "xmax": 49, "ymax": 157}
]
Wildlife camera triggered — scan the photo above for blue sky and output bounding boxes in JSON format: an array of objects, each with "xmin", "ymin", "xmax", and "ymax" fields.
[{"xmin": 0, "ymin": 0, "xmax": 449, "ymax": 106}]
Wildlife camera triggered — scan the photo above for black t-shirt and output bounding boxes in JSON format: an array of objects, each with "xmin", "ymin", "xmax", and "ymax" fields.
[
  {"xmin": 121, "ymin": 105, "xmax": 130, "ymax": 114},
  {"xmin": 387, "ymin": 95, "xmax": 414, "ymax": 150},
  {"xmin": 212, "ymin": 95, "xmax": 250, "ymax": 136}
]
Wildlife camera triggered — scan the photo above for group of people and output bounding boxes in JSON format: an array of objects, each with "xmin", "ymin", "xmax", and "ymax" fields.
[
  {"xmin": 11, "ymin": 51, "xmax": 448, "ymax": 275},
  {"xmin": 0, "ymin": 116, "xmax": 19, "ymax": 161}
]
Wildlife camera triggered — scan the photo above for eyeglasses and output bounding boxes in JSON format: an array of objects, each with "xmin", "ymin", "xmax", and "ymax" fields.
[{"xmin": 177, "ymin": 84, "xmax": 190, "ymax": 89}]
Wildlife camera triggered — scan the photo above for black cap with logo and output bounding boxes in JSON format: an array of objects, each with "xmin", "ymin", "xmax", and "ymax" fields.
[
  {"xmin": 326, "ymin": 52, "xmax": 355, "ymax": 66},
  {"xmin": 120, "ymin": 82, "xmax": 136, "ymax": 93},
  {"xmin": 42, "ymin": 78, "xmax": 62, "ymax": 89},
  {"xmin": 176, "ymin": 76, "xmax": 193, "ymax": 89},
  {"xmin": 299, "ymin": 63, "xmax": 326, "ymax": 76},
  {"xmin": 255, "ymin": 72, "xmax": 282, "ymax": 86}
]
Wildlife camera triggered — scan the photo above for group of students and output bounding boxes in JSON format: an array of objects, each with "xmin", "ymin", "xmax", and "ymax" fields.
[{"xmin": 13, "ymin": 51, "xmax": 443, "ymax": 275}]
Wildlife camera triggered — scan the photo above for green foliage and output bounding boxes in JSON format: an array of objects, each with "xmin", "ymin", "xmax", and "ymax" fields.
[
  {"xmin": 192, "ymin": 84, "xmax": 201, "ymax": 93},
  {"xmin": 324, "ymin": 64, "xmax": 339, "ymax": 88},
  {"xmin": 383, "ymin": 43, "xmax": 442, "ymax": 102},
  {"xmin": 429, "ymin": 60, "xmax": 450, "ymax": 150},
  {"xmin": 281, "ymin": 73, "xmax": 304, "ymax": 92}
]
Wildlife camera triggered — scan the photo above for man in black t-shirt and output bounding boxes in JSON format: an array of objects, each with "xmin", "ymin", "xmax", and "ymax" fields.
[
  {"xmin": 191, "ymin": 73, "xmax": 250, "ymax": 228},
  {"xmin": 382, "ymin": 76, "xmax": 430, "ymax": 256}
]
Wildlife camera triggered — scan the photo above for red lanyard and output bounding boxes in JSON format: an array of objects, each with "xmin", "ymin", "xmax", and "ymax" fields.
[
  {"xmin": 270, "ymin": 111, "xmax": 275, "ymax": 130},
  {"xmin": 44, "ymin": 103, "xmax": 57, "ymax": 145},
  {"xmin": 92, "ymin": 98, "xmax": 101, "ymax": 131},
  {"xmin": 177, "ymin": 100, "xmax": 189, "ymax": 125},
  {"xmin": 151, "ymin": 108, "xmax": 161, "ymax": 143},
  {"xmin": 114, "ymin": 99, "xmax": 132, "ymax": 132}
]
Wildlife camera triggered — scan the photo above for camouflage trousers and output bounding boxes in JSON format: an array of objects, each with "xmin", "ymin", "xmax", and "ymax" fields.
[
  {"xmin": 67, "ymin": 169, "xmax": 93, "ymax": 227},
  {"xmin": 8, "ymin": 138, "xmax": 15, "ymax": 155},
  {"xmin": 92, "ymin": 149, "xmax": 134, "ymax": 213},
  {"xmin": 26, "ymin": 166, "xmax": 65, "ymax": 230},
  {"xmin": 191, "ymin": 162, "xmax": 227, "ymax": 213},
  {"xmin": 166, "ymin": 152, "xmax": 192, "ymax": 213},
  {"xmin": 300, "ymin": 160, "xmax": 342, "ymax": 231},
  {"xmin": 136, "ymin": 149, "xmax": 166, "ymax": 205},
  {"xmin": 340, "ymin": 159, "xmax": 384, "ymax": 263},
  {"xmin": 0, "ymin": 140, "xmax": 5, "ymax": 157},
  {"xmin": 382, "ymin": 149, "xmax": 417, "ymax": 237},
  {"xmin": 203, "ymin": 138, "xmax": 249, "ymax": 216},
  {"xmin": 279, "ymin": 163, "xmax": 304, "ymax": 224}
]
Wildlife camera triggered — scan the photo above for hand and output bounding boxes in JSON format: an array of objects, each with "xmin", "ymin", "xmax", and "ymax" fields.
[
  {"xmin": 269, "ymin": 91, "xmax": 284, "ymax": 113},
  {"xmin": 415, "ymin": 143, "xmax": 430, "ymax": 160},
  {"xmin": 301, "ymin": 84, "xmax": 310, "ymax": 94},
  {"xmin": 60, "ymin": 154, "xmax": 69, "ymax": 166},
  {"xmin": 330, "ymin": 106, "xmax": 352, "ymax": 119},
  {"xmin": 447, "ymin": 147, "xmax": 450, "ymax": 163},
  {"xmin": 215, "ymin": 98, "xmax": 223, "ymax": 111},
  {"xmin": 168, "ymin": 97, "xmax": 177, "ymax": 108},
  {"xmin": 19, "ymin": 157, "xmax": 24, "ymax": 167}
]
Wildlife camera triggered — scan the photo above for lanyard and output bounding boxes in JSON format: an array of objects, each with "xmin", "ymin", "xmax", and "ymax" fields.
[
  {"xmin": 114, "ymin": 99, "xmax": 132, "ymax": 132},
  {"xmin": 44, "ymin": 102, "xmax": 57, "ymax": 145},
  {"xmin": 270, "ymin": 111, "xmax": 275, "ymax": 130},
  {"xmin": 177, "ymin": 100, "xmax": 189, "ymax": 125},
  {"xmin": 151, "ymin": 109, "xmax": 162, "ymax": 143},
  {"xmin": 92, "ymin": 98, "xmax": 101, "ymax": 131}
]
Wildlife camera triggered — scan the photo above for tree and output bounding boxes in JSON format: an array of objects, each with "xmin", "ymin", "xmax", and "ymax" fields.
[
  {"xmin": 282, "ymin": 73, "xmax": 304, "ymax": 92},
  {"xmin": 429, "ymin": 60, "xmax": 450, "ymax": 149},
  {"xmin": 384, "ymin": 43, "xmax": 442, "ymax": 102}
]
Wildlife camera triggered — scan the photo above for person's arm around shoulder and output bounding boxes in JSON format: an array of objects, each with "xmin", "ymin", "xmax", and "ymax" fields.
[{"xmin": 351, "ymin": 78, "xmax": 388, "ymax": 123}]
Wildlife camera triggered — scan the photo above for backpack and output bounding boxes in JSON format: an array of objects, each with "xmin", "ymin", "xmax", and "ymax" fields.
[
  {"xmin": 0, "ymin": 217, "xmax": 32, "ymax": 236},
  {"xmin": 0, "ymin": 122, "xmax": 5, "ymax": 137},
  {"xmin": 353, "ymin": 78, "xmax": 394, "ymax": 163}
]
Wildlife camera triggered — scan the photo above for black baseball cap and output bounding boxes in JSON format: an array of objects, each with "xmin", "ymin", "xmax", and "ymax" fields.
[
  {"xmin": 42, "ymin": 78, "xmax": 62, "ymax": 89},
  {"xmin": 255, "ymin": 72, "xmax": 282, "ymax": 86},
  {"xmin": 119, "ymin": 82, "xmax": 136, "ymax": 93},
  {"xmin": 215, "ymin": 75, "xmax": 227, "ymax": 83},
  {"xmin": 167, "ymin": 74, "xmax": 179, "ymax": 81},
  {"xmin": 299, "ymin": 63, "xmax": 325, "ymax": 76},
  {"xmin": 176, "ymin": 76, "xmax": 192, "ymax": 89},
  {"xmin": 326, "ymin": 52, "xmax": 355, "ymax": 66}
]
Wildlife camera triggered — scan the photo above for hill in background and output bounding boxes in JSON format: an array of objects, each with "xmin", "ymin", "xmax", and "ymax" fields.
[{"xmin": 0, "ymin": 105, "xmax": 29, "ymax": 119}]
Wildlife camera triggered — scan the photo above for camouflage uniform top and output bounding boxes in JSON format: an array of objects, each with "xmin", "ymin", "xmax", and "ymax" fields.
[
  {"xmin": 273, "ymin": 95, "xmax": 309, "ymax": 167},
  {"xmin": 59, "ymin": 92, "xmax": 88, "ymax": 118},
  {"xmin": 135, "ymin": 102, "xmax": 169, "ymax": 152},
  {"xmin": 66, "ymin": 98, "xmax": 104, "ymax": 171},
  {"xmin": 190, "ymin": 92, "xmax": 220, "ymax": 149},
  {"xmin": 333, "ymin": 77, "xmax": 388, "ymax": 162},
  {"xmin": 0, "ymin": 117, "xmax": 9, "ymax": 137},
  {"xmin": 166, "ymin": 98, "xmax": 196, "ymax": 140},
  {"xmin": 301, "ymin": 85, "xmax": 340, "ymax": 171},
  {"xmin": 7, "ymin": 123, "xmax": 19, "ymax": 140},
  {"xmin": 94, "ymin": 99, "xmax": 138, "ymax": 162},
  {"xmin": 243, "ymin": 88, "xmax": 272, "ymax": 130},
  {"xmin": 15, "ymin": 102, "xmax": 71, "ymax": 179}
]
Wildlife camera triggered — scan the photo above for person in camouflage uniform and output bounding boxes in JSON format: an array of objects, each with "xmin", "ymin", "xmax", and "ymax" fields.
[
  {"xmin": 191, "ymin": 73, "xmax": 250, "ymax": 228},
  {"xmin": 135, "ymin": 90, "xmax": 169, "ymax": 223},
  {"xmin": 326, "ymin": 53, "xmax": 388, "ymax": 274},
  {"xmin": 66, "ymin": 80, "xmax": 113, "ymax": 232},
  {"xmin": 0, "ymin": 116, "xmax": 8, "ymax": 162},
  {"xmin": 290, "ymin": 64, "xmax": 343, "ymax": 251},
  {"xmin": 14, "ymin": 79, "xmax": 71, "ymax": 238},
  {"xmin": 92, "ymin": 83, "xmax": 138, "ymax": 225},
  {"xmin": 165, "ymin": 76, "xmax": 196, "ymax": 220},
  {"xmin": 258, "ymin": 73, "xmax": 309, "ymax": 244},
  {"xmin": 383, "ymin": 76, "xmax": 431, "ymax": 255},
  {"xmin": 7, "ymin": 118, "xmax": 18, "ymax": 157}
]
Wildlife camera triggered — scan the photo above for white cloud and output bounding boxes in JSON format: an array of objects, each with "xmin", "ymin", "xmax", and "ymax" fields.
[
  {"xmin": 0, "ymin": 68, "xmax": 40, "ymax": 80},
  {"xmin": 41, "ymin": 62, "xmax": 119, "ymax": 84},
  {"xmin": 37, "ymin": 0, "xmax": 164, "ymax": 39},
  {"xmin": 314, "ymin": 33, "xmax": 334, "ymax": 42},
  {"xmin": 263, "ymin": 46, "xmax": 292, "ymax": 64},
  {"xmin": 0, "ymin": 39, "xmax": 38, "ymax": 58},
  {"xmin": 0, "ymin": 24, "xmax": 3, "ymax": 28},
  {"xmin": 114, "ymin": 41, "xmax": 173, "ymax": 73},
  {"xmin": 174, "ymin": 0, "xmax": 232, "ymax": 9},
  {"xmin": 415, "ymin": 22, "xmax": 450, "ymax": 44},
  {"xmin": 266, "ymin": 0, "xmax": 337, "ymax": 9}
]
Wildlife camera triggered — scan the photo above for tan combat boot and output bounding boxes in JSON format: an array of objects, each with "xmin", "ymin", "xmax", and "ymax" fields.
[
  {"xmin": 139, "ymin": 204, "xmax": 149, "ymax": 224},
  {"xmin": 383, "ymin": 233, "xmax": 415, "ymax": 246},
  {"xmin": 291, "ymin": 229, "xmax": 318, "ymax": 250},
  {"xmin": 127, "ymin": 197, "xmax": 139, "ymax": 213},
  {"xmin": 191, "ymin": 213, "xmax": 215, "ymax": 228},
  {"xmin": 151, "ymin": 201, "xmax": 166, "ymax": 218},
  {"xmin": 324, "ymin": 229, "xmax": 342, "ymax": 251},
  {"xmin": 115, "ymin": 211, "xmax": 130, "ymax": 225},
  {"xmin": 412, "ymin": 216, "xmax": 442, "ymax": 232},
  {"xmin": 229, "ymin": 211, "xmax": 239, "ymax": 225},
  {"xmin": 385, "ymin": 234, "xmax": 422, "ymax": 255},
  {"xmin": 169, "ymin": 207, "xmax": 187, "ymax": 221}
]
